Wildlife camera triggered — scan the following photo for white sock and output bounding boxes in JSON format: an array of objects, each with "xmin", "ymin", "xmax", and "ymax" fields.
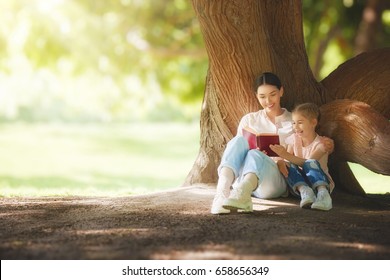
[
  {"xmin": 216, "ymin": 167, "xmax": 234, "ymax": 197},
  {"xmin": 298, "ymin": 185, "xmax": 311, "ymax": 193},
  {"xmin": 317, "ymin": 186, "xmax": 329, "ymax": 194}
]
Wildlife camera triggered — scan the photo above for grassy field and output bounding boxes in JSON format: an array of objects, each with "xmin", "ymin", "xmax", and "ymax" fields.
[
  {"xmin": 0, "ymin": 122, "xmax": 200, "ymax": 196},
  {"xmin": 0, "ymin": 122, "xmax": 388, "ymax": 196}
]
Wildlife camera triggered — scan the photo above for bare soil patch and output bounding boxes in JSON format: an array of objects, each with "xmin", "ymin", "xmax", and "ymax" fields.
[{"xmin": 1, "ymin": 185, "xmax": 389, "ymax": 259}]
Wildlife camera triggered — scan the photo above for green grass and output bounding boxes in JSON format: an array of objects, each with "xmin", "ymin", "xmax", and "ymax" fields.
[
  {"xmin": 0, "ymin": 122, "xmax": 200, "ymax": 197},
  {"xmin": 349, "ymin": 163, "xmax": 389, "ymax": 194},
  {"xmin": 0, "ymin": 122, "xmax": 388, "ymax": 197}
]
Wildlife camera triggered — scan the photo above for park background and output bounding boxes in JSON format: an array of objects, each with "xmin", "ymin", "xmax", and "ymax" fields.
[{"xmin": 0, "ymin": 0, "xmax": 389, "ymax": 197}]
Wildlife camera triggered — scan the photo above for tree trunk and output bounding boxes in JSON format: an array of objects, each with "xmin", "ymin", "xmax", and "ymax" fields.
[
  {"xmin": 319, "ymin": 99, "xmax": 390, "ymax": 195},
  {"xmin": 185, "ymin": 0, "xmax": 330, "ymax": 185},
  {"xmin": 319, "ymin": 100, "xmax": 390, "ymax": 174},
  {"xmin": 322, "ymin": 48, "xmax": 390, "ymax": 119},
  {"xmin": 185, "ymin": 0, "xmax": 390, "ymax": 194},
  {"xmin": 319, "ymin": 48, "xmax": 390, "ymax": 195}
]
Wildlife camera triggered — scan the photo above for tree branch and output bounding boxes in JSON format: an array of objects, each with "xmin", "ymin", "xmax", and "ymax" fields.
[{"xmin": 319, "ymin": 99, "xmax": 390, "ymax": 176}]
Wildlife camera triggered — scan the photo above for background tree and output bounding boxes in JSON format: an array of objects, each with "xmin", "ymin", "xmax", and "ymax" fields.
[
  {"xmin": 0, "ymin": 0, "xmax": 207, "ymax": 122},
  {"xmin": 354, "ymin": 0, "xmax": 390, "ymax": 55},
  {"xmin": 185, "ymin": 0, "xmax": 390, "ymax": 195},
  {"xmin": 1, "ymin": 0, "xmax": 388, "ymax": 123}
]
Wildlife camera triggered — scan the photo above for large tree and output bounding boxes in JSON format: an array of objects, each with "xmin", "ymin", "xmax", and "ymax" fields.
[{"xmin": 185, "ymin": 0, "xmax": 390, "ymax": 195}]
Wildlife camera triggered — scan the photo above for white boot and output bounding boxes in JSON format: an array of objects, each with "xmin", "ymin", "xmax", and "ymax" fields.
[
  {"xmin": 211, "ymin": 193, "xmax": 231, "ymax": 214},
  {"xmin": 211, "ymin": 167, "xmax": 234, "ymax": 214},
  {"xmin": 222, "ymin": 173, "xmax": 257, "ymax": 213}
]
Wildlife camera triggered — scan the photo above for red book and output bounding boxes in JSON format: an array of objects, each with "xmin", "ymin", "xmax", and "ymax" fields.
[{"xmin": 242, "ymin": 127, "xmax": 280, "ymax": 157}]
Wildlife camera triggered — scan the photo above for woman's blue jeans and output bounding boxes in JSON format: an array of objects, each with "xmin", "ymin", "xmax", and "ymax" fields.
[
  {"xmin": 218, "ymin": 135, "xmax": 287, "ymax": 199},
  {"xmin": 287, "ymin": 159, "xmax": 329, "ymax": 196}
]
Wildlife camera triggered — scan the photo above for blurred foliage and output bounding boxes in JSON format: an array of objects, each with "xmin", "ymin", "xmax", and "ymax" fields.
[
  {"xmin": 303, "ymin": 0, "xmax": 390, "ymax": 79},
  {"xmin": 0, "ymin": 0, "xmax": 388, "ymax": 122},
  {"xmin": 0, "ymin": 0, "xmax": 206, "ymax": 122}
]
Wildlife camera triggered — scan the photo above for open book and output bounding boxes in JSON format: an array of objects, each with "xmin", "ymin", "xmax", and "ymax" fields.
[{"xmin": 242, "ymin": 127, "xmax": 280, "ymax": 157}]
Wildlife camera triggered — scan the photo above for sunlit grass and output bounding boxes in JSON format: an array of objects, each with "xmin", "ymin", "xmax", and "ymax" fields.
[
  {"xmin": 0, "ymin": 122, "xmax": 200, "ymax": 197},
  {"xmin": 349, "ymin": 163, "xmax": 389, "ymax": 194},
  {"xmin": 0, "ymin": 122, "xmax": 388, "ymax": 197}
]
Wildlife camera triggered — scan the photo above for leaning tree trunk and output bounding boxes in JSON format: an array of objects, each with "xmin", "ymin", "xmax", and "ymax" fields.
[
  {"xmin": 185, "ymin": 0, "xmax": 390, "ymax": 195},
  {"xmin": 318, "ymin": 99, "xmax": 390, "ymax": 195},
  {"xmin": 319, "ymin": 49, "xmax": 390, "ymax": 194}
]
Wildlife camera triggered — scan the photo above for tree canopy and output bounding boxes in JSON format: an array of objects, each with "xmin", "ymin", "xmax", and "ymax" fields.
[
  {"xmin": 0, "ymin": 0, "xmax": 207, "ymax": 122},
  {"xmin": 0, "ymin": 0, "xmax": 388, "ymax": 122}
]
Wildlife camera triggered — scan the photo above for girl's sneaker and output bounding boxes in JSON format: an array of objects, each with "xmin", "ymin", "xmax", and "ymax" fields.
[
  {"xmin": 299, "ymin": 186, "xmax": 316, "ymax": 208},
  {"xmin": 311, "ymin": 190, "xmax": 332, "ymax": 211}
]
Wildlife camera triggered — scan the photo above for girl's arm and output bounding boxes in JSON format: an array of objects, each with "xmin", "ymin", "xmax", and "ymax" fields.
[
  {"xmin": 270, "ymin": 144, "xmax": 327, "ymax": 167},
  {"xmin": 275, "ymin": 144, "xmax": 293, "ymax": 177}
]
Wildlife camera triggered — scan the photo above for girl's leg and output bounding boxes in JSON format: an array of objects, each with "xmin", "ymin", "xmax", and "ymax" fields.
[
  {"xmin": 287, "ymin": 164, "xmax": 316, "ymax": 208},
  {"xmin": 302, "ymin": 160, "xmax": 332, "ymax": 211},
  {"xmin": 303, "ymin": 159, "xmax": 330, "ymax": 189},
  {"xmin": 211, "ymin": 136, "xmax": 249, "ymax": 214}
]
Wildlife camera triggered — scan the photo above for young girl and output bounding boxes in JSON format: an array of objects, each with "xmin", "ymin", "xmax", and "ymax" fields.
[
  {"xmin": 270, "ymin": 103, "xmax": 334, "ymax": 211},
  {"xmin": 211, "ymin": 73, "xmax": 333, "ymax": 214}
]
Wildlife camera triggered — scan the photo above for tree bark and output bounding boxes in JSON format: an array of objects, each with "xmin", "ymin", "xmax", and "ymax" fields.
[
  {"xmin": 322, "ymin": 48, "xmax": 390, "ymax": 119},
  {"xmin": 318, "ymin": 99, "xmax": 390, "ymax": 195},
  {"xmin": 185, "ymin": 0, "xmax": 390, "ymax": 194},
  {"xmin": 319, "ymin": 49, "xmax": 390, "ymax": 194},
  {"xmin": 319, "ymin": 100, "xmax": 390, "ymax": 175}
]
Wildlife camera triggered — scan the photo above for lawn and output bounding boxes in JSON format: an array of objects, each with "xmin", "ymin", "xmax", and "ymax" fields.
[
  {"xmin": 0, "ymin": 122, "xmax": 200, "ymax": 196},
  {"xmin": 0, "ymin": 122, "xmax": 388, "ymax": 196}
]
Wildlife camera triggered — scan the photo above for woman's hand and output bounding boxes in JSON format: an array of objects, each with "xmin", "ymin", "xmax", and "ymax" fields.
[
  {"xmin": 277, "ymin": 160, "xmax": 289, "ymax": 177},
  {"xmin": 320, "ymin": 136, "xmax": 334, "ymax": 154}
]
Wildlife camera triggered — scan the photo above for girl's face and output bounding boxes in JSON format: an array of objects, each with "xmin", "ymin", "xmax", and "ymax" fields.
[
  {"xmin": 292, "ymin": 112, "xmax": 317, "ymax": 139},
  {"xmin": 256, "ymin": 84, "xmax": 283, "ymax": 113}
]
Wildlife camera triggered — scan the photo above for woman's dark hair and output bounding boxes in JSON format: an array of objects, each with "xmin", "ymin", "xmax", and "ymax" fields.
[{"xmin": 253, "ymin": 72, "xmax": 282, "ymax": 93}]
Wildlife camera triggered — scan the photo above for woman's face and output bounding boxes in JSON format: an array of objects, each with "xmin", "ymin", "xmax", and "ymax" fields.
[{"xmin": 256, "ymin": 84, "xmax": 283, "ymax": 113}]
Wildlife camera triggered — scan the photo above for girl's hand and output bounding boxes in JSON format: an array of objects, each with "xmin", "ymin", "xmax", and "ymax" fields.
[
  {"xmin": 269, "ymin": 144, "xmax": 287, "ymax": 158},
  {"xmin": 277, "ymin": 160, "xmax": 289, "ymax": 177}
]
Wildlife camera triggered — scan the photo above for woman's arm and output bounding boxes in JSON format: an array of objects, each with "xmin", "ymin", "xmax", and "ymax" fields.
[
  {"xmin": 277, "ymin": 160, "xmax": 289, "ymax": 177},
  {"xmin": 320, "ymin": 136, "xmax": 334, "ymax": 154}
]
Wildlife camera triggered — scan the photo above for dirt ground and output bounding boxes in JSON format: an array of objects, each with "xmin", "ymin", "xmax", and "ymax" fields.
[{"xmin": 1, "ymin": 184, "xmax": 390, "ymax": 260}]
